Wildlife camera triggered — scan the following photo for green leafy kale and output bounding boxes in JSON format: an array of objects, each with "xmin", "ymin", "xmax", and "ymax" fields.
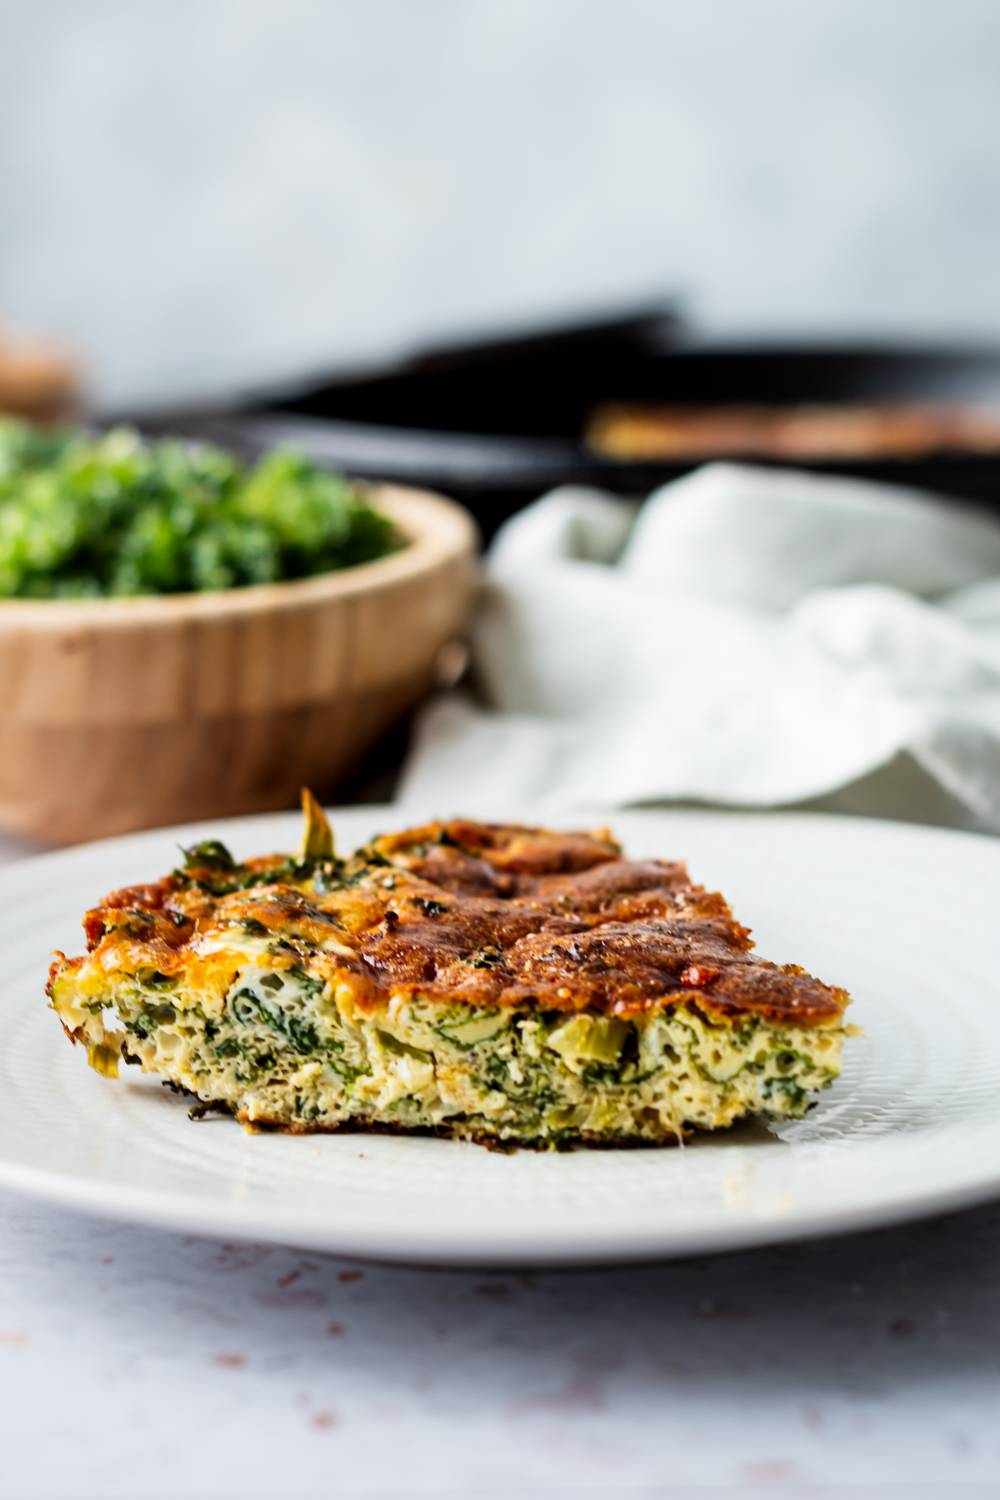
[
  {"xmin": 0, "ymin": 420, "xmax": 401, "ymax": 598},
  {"xmin": 181, "ymin": 839, "xmax": 236, "ymax": 872}
]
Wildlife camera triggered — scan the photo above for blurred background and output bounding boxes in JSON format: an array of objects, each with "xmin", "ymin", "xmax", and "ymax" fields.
[
  {"xmin": 4, "ymin": 0, "xmax": 1000, "ymax": 407},
  {"xmin": 4, "ymin": 0, "xmax": 1000, "ymax": 846}
]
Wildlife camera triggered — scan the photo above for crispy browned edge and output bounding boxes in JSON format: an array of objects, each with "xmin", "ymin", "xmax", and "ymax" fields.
[{"xmin": 48, "ymin": 817, "xmax": 849, "ymax": 1072}]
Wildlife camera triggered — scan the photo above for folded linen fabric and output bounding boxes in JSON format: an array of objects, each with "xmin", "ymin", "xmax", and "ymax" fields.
[{"xmin": 399, "ymin": 464, "xmax": 1000, "ymax": 831}]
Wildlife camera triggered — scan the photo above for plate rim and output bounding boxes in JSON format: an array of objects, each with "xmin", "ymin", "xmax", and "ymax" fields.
[{"xmin": 3, "ymin": 1144, "xmax": 999, "ymax": 1269}]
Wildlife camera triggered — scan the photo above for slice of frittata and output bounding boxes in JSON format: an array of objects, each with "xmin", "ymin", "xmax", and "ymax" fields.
[{"xmin": 47, "ymin": 794, "xmax": 853, "ymax": 1147}]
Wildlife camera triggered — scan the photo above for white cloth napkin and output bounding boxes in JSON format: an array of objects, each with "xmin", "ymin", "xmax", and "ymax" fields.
[{"xmin": 399, "ymin": 463, "xmax": 1000, "ymax": 831}]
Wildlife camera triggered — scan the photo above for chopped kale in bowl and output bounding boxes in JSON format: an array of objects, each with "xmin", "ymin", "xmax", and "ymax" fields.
[{"xmin": 0, "ymin": 419, "xmax": 401, "ymax": 598}]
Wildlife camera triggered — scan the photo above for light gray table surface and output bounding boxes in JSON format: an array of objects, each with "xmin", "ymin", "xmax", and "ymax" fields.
[
  {"xmin": 2, "ymin": 1184, "xmax": 1000, "ymax": 1500},
  {"xmin": 1, "ymin": 835, "xmax": 998, "ymax": 1499}
]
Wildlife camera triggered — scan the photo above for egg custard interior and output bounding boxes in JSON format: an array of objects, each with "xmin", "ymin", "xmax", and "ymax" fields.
[{"xmin": 48, "ymin": 795, "xmax": 853, "ymax": 1147}]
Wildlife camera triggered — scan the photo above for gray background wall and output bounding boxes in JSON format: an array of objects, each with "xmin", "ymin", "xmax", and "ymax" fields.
[{"xmin": 3, "ymin": 0, "xmax": 1000, "ymax": 406}]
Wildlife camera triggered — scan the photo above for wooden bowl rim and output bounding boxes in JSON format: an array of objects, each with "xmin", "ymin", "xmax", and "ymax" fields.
[{"xmin": 0, "ymin": 483, "xmax": 477, "ymax": 632}]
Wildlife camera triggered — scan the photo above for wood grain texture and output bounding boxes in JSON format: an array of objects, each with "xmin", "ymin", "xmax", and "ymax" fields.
[{"xmin": 0, "ymin": 485, "xmax": 477, "ymax": 842}]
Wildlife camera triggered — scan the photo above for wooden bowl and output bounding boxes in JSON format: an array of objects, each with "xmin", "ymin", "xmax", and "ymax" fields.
[{"xmin": 0, "ymin": 484, "xmax": 477, "ymax": 844}]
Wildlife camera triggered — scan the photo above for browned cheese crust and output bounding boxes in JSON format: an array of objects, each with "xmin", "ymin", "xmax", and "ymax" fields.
[{"xmin": 53, "ymin": 819, "xmax": 848, "ymax": 1029}]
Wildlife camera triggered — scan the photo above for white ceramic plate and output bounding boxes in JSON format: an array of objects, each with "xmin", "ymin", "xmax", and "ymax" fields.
[{"xmin": 3, "ymin": 805, "xmax": 999, "ymax": 1266}]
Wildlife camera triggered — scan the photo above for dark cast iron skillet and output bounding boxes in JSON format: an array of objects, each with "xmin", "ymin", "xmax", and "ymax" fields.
[{"xmin": 116, "ymin": 308, "xmax": 1000, "ymax": 541}]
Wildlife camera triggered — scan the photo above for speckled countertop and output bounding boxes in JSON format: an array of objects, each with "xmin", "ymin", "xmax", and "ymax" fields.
[{"xmin": 3, "ymin": 1164, "xmax": 1000, "ymax": 1496}]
